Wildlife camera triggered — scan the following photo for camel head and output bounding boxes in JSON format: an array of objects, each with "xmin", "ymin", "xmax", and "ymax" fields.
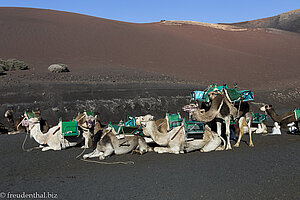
[
  {"xmin": 24, "ymin": 118, "xmax": 39, "ymax": 137},
  {"xmin": 260, "ymin": 104, "xmax": 272, "ymax": 112},
  {"xmin": 4, "ymin": 109, "xmax": 14, "ymax": 120},
  {"xmin": 182, "ymin": 104, "xmax": 205, "ymax": 114},
  {"xmin": 135, "ymin": 114, "xmax": 154, "ymax": 126},
  {"xmin": 207, "ymin": 91, "xmax": 220, "ymax": 101},
  {"xmin": 85, "ymin": 115, "xmax": 97, "ymax": 129}
]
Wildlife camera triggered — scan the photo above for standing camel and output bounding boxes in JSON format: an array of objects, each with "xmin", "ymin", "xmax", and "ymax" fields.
[{"xmin": 183, "ymin": 93, "xmax": 233, "ymax": 150}]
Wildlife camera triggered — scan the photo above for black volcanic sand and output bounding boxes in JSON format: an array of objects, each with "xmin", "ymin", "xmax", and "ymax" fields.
[
  {"xmin": 1, "ymin": 132, "xmax": 300, "ymax": 199},
  {"xmin": 0, "ymin": 70, "xmax": 300, "ymax": 199}
]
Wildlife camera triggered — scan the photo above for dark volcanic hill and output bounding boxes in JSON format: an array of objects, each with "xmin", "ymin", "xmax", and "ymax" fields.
[
  {"xmin": 0, "ymin": 7, "xmax": 300, "ymax": 89},
  {"xmin": 228, "ymin": 9, "xmax": 300, "ymax": 33}
]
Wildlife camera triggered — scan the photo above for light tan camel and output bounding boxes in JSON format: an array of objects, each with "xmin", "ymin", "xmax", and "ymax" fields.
[
  {"xmin": 4, "ymin": 110, "xmax": 49, "ymax": 134},
  {"xmin": 185, "ymin": 125, "xmax": 225, "ymax": 152},
  {"xmin": 142, "ymin": 119, "xmax": 185, "ymax": 154},
  {"xmin": 135, "ymin": 114, "xmax": 169, "ymax": 133},
  {"xmin": 26, "ymin": 118, "xmax": 86, "ymax": 151},
  {"xmin": 232, "ymin": 117, "xmax": 255, "ymax": 147},
  {"xmin": 83, "ymin": 128, "xmax": 150, "ymax": 160}
]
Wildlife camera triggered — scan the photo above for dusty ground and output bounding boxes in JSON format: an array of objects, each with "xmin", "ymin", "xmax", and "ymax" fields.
[{"xmin": 0, "ymin": 69, "xmax": 300, "ymax": 200}]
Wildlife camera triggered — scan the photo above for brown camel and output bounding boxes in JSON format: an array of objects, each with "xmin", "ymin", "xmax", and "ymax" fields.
[
  {"xmin": 260, "ymin": 104, "xmax": 299, "ymax": 129},
  {"xmin": 183, "ymin": 93, "xmax": 233, "ymax": 149},
  {"xmin": 74, "ymin": 112, "xmax": 103, "ymax": 148}
]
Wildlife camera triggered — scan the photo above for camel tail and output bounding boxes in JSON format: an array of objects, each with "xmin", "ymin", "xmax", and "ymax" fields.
[{"xmin": 216, "ymin": 135, "xmax": 226, "ymax": 151}]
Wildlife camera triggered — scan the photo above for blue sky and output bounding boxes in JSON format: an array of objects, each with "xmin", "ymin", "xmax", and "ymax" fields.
[{"xmin": 0, "ymin": 0, "xmax": 299, "ymax": 23}]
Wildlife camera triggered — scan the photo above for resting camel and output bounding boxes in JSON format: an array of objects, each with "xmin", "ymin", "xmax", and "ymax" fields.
[
  {"xmin": 135, "ymin": 114, "xmax": 169, "ymax": 133},
  {"xmin": 185, "ymin": 125, "xmax": 225, "ymax": 152},
  {"xmin": 142, "ymin": 119, "xmax": 185, "ymax": 154},
  {"xmin": 26, "ymin": 118, "xmax": 87, "ymax": 151},
  {"xmin": 4, "ymin": 109, "xmax": 49, "ymax": 134},
  {"xmin": 83, "ymin": 128, "xmax": 150, "ymax": 160},
  {"xmin": 74, "ymin": 112, "xmax": 102, "ymax": 148},
  {"xmin": 260, "ymin": 104, "xmax": 299, "ymax": 129}
]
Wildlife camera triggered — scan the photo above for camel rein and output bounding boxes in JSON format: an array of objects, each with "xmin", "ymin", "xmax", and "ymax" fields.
[
  {"xmin": 22, "ymin": 133, "xmax": 41, "ymax": 152},
  {"xmin": 170, "ymin": 125, "xmax": 184, "ymax": 140},
  {"xmin": 280, "ymin": 113, "xmax": 295, "ymax": 121}
]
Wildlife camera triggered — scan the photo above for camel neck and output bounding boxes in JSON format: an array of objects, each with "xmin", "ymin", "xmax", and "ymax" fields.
[
  {"xmin": 267, "ymin": 108, "xmax": 281, "ymax": 122},
  {"xmin": 30, "ymin": 123, "xmax": 49, "ymax": 144}
]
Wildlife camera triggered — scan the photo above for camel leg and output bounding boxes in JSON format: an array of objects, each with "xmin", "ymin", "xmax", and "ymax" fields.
[
  {"xmin": 201, "ymin": 137, "xmax": 221, "ymax": 152},
  {"xmin": 42, "ymin": 146, "xmax": 52, "ymax": 151},
  {"xmin": 82, "ymin": 131, "xmax": 93, "ymax": 148},
  {"xmin": 154, "ymin": 147, "xmax": 180, "ymax": 154},
  {"xmin": 83, "ymin": 149, "xmax": 102, "ymax": 159},
  {"xmin": 216, "ymin": 122, "xmax": 222, "ymax": 136},
  {"xmin": 248, "ymin": 120, "xmax": 254, "ymax": 147},
  {"xmin": 233, "ymin": 128, "xmax": 243, "ymax": 147},
  {"xmin": 185, "ymin": 140, "xmax": 206, "ymax": 152},
  {"xmin": 42, "ymin": 145, "xmax": 60, "ymax": 151},
  {"xmin": 100, "ymin": 148, "xmax": 114, "ymax": 160},
  {"xmin": 225, "ymin": 117, "xmax": 232, "ymax": 150}
]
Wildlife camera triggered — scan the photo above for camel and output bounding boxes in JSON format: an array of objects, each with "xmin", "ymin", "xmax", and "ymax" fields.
[
  {"xmin": 4, "ymin": 109, "xmax": 49, "ymax": 134},
  {"xmin": 83, "ymin": 128, "xmax": 150, "ymax": 160},
  {"xmin": 142, "ymin": 119, "xmax": 185, "ymax": 154},
  {"xmin": 183, "ymin": 93, "xmax": 233, "ymax": 150},
  {"xmin": 185, "ymin": 125, "xmax": 226, "ymax": 152},
  {"xmin": 185, "ymin": 90, "xmax": 256, "ymax": 148},
  {"xmin": 26, "ymin": 118, "xmax": 86, "ymax": 151},
  {"xmin": 74, "ymin": 112, "xmax": 102, "ymax": 148},
  {"xmin": 232, "ymin": 117, "xmax": 255, "ymax": 147},
  {"xmin": 260, "ymin": 104, "xmax": 299, "ymax": 129},
  {"xmin": 135, "ymin": 114, "xmax": 169, "ymax": 133}
]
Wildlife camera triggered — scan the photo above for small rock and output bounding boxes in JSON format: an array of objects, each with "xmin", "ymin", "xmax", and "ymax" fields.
[
  {"xmin": 48, "ymin": 64, "xmax": 70, "ymax": 73},
  {"xmin": 52, "ymin": 107, "xmax": 60, "ymax": 112}
]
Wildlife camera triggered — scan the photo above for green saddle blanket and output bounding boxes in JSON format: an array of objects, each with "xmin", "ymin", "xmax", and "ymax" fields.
[
  {"xmin": 226, "ymin": 88, "xmax": 241, "ymax": 102},
  {"xmin": 60, "ymin": 118, "xmax": 79, "ymax": 136},
  {"xmin": 166, "ymin": 112, "xmax": 183, "ymax": 129}
]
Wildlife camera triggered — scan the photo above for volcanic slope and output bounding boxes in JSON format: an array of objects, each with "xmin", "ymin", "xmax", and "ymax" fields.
[
  {"xmin": 0, "ymin": 7, "xmax": 300, "ymax": 89},
  {"xmin": 228, "ymin": 9, "xmax": 300, "ymax": 34}
]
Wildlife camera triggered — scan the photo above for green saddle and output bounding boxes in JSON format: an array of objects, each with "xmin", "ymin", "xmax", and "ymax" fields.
[
  {"xmin": 251, "ymin": 112, "xmax": 267, "ymax": 124},
  {"xmin": 166, "ymin": 112, "xmax": 183, "ymax": 129},
  {"xmin": 60, "ymin": 118, "xmax": 79, "ymax": 137},
  {"xmin": 226, "ymin": 88, "xmax": 241, "ymax": 102}
]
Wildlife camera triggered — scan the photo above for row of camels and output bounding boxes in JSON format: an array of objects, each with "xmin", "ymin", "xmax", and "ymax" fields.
[{"xmin": 1, "ymin": 92, "xmax": 299, "ymax": 160}]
